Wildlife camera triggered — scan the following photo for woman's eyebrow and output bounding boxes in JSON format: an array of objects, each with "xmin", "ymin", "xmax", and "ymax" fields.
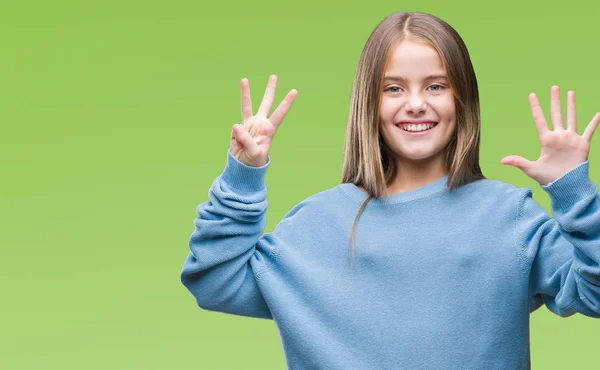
[{"xmin": 384, "ymin": 74, "xmax": 448, "ymax": 82}]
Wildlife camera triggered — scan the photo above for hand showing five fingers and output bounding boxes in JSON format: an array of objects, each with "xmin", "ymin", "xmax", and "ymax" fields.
[
  {"xmin": 230, "ymin": 75, "xmax": 298, "ymax": 167},
  {"xmin": 501, "ymin": 85, "xmax": 600, "ymax": 185}
]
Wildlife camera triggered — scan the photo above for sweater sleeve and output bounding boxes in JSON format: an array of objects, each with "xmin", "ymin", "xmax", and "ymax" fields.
[
  {"xmin": 519, "ymin": 160, "xmax": 600, "ymax": 318},
  {"xmin": 179, "ymin": 149, "xmax": 278, "ymax": 320}
]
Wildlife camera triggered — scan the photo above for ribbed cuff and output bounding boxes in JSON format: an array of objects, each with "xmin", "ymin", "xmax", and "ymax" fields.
[
  {"xmin": 221, "ymin": 149, "xmax": 271, "ymax": 193},
  {"xmin": 541, "ymin": 161, "xmax": 598, "ymax": 210}
]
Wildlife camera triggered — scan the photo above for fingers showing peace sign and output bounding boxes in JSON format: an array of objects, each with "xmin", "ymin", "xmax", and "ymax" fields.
[{"xmin": 230, "ymin": 75, "xmax": 298, "ymax": 167}]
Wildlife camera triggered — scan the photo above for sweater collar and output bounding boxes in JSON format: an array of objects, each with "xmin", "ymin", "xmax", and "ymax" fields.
[{"xmin": 340, "ymin": 174, "xmax": 449, "ymax": 205}]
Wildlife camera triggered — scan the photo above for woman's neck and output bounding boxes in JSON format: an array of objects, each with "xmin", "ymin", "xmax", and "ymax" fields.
[{"xmin": 386, "ymin": 156, "xmax": 447, "ymax": 194}]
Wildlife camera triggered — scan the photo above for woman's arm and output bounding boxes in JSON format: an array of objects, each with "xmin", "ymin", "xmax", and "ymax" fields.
[
  {"xmin": 180, "ymin": 150, "xmax": 277, "ymax": 319},
  {"xmin": 180, "ymin": 75, "xmax": 297, "ymax": 319},
  {"xmin": 500, "ymin": 86, "xmax": 600, "ymax": 316},
  {"xmin": 519, "ymin": 161, "xmax": 600, "ymax": 317}
]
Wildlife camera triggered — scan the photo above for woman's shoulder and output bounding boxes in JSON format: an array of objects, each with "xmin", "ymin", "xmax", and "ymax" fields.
[
  {"xmin": 277, "ymin": 183, "xmax": 349, "ymax": 220},
  {"xmin": 472, "ymin": 176, "xmax": 521, "ymax": 191},
  {"xmin": 461, "ymin": 176, "xmax": 531, "ymax": 205}
]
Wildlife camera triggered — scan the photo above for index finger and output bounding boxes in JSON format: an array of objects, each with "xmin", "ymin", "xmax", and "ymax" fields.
[
  {"xmin": 529, "ymin": 93, "xmax": 550, "ymax": 137},
  {"xmin": 269, "ymin": 89, "xmax": 298, "ymax": 128}
]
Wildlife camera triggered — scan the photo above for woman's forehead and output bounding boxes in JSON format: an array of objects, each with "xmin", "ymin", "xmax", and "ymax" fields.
[{"xmin": 384, "ymin": 41, "xmax": 445, "ymax": 81}]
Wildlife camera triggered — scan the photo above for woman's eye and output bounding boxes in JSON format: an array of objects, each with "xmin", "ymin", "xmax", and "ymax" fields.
[
  {"xmin": 385, "ymin": 85, "xmax": 444, "ymax": 93},
  {"xmin": 427, "ymin": 84, "xmax": 444, "ymax": 92}
]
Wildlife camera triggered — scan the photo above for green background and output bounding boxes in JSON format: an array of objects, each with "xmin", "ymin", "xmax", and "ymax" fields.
[{"xmin": 2, "ymin": 0, "xmax": 599, "ymax": 369}]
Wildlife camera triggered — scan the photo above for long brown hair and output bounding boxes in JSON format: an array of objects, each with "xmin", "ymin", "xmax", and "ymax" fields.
[{"xmin": 341, "ymin": 11, "xmax": 485, "ymax": 267}]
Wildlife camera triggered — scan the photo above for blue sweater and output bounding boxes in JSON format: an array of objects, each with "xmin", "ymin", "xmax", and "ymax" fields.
[{"xmin": 180, "ymin": 150, "xmax": 600, "ymax": 370}]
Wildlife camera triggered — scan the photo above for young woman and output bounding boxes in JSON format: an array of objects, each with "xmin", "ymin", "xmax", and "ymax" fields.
[{"xmin": 180, "ymin": 11, "xmax": 600, "ymax": 369}]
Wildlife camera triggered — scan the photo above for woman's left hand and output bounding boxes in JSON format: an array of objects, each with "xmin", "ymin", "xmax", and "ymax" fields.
[{"xmin": 501, "ymin": 85, "xmax": 600, "ymax": 185}]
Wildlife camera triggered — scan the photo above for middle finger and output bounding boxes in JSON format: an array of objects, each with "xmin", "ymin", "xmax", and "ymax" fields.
[
  {"xmin": 566, "ymin": 90, "xmax": 577, "ymax": 132},
  {"xmin": 257, "ymin": 75, "xmax": 277, "ymax": 117},
  {"xmin": 550, "ymin": 85, "xmax": 564, "ymax": 130}
]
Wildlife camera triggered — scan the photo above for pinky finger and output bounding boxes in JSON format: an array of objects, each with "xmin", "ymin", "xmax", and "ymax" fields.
[
  {"xmin": 582, "ymin": 112, "xmax": 600, "ymax": 142},
  {"xmin": 230, "ymin": 127, "xmax": 240, "ymax": 147}
]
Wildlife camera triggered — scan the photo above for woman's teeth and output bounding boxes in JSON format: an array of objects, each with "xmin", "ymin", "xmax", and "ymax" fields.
[{"xmin": 398, "ymin": 123, "xmax": 437, "ymax": 132}]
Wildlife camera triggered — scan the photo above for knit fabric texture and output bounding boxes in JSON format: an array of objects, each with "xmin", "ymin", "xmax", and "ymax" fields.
[{"xmin": 181, "ymin": 150, "xmax": 600, "ymax": 370}]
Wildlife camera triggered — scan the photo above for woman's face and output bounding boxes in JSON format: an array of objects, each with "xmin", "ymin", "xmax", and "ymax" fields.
[{"xmin": 379, "ymin": 39, "xmax": 457, "ymax": 168}]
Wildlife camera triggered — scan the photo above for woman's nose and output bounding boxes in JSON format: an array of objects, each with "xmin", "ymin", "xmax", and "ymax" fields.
[{"xmin": 405, "ymin": 93, "xmax": 427, "ymax": 113}]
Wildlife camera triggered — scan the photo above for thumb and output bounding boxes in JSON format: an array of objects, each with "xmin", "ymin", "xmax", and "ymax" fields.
[
  {"xmin": 500, "ymin": 155, "xmax": 533, "ymax": 172},
  {"xmin": 232, "ymin": 124, "xmax": 259, "ymax": 154}
]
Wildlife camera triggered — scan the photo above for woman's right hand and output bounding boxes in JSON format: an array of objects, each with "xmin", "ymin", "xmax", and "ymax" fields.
[{"xmin": 230, "ymin": 74, "xmax": 298, "ymax": 167}]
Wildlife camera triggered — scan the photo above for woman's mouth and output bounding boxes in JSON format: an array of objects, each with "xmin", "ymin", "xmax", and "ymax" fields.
[{"xmin": 395, "ymin": 122, "xmax": 438, "ymax": 135}]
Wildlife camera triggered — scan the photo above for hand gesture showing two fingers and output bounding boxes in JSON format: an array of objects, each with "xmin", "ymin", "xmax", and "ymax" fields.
[{"xmin": 230, "ymin": 75, "xmax": 298, "ymax": 167}]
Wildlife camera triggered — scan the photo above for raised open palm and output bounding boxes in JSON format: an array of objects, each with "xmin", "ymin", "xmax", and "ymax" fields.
[
  {"xmin": 230, "ymin": 74, "xmax": 298, "ymax": 167},
  {"xmin": 501, "ymin": 85, "xmax": 600, "ymax": 185}
]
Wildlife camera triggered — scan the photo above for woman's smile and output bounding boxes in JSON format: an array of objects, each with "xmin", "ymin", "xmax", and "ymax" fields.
[{"xmin": 395, "ymin": 122, "xmax": 439, "ymax": 135}]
